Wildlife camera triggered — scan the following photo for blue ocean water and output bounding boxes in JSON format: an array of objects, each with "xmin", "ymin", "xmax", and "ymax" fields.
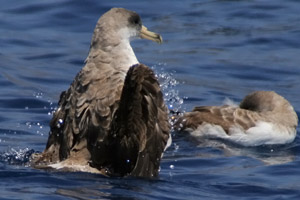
[{"xmin": 1, "ymin": 0, "xmax": 300, "ymax": 199}]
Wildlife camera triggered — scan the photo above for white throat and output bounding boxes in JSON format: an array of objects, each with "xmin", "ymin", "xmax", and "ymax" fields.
[{"xmin": 115, "ymin": 39, "xmax": 139, "ymax": 72}]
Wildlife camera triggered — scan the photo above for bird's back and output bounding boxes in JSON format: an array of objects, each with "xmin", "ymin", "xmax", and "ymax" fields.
[{"xmin": 32, "ymin": 64, "xmax": 170, "ymax": 177}]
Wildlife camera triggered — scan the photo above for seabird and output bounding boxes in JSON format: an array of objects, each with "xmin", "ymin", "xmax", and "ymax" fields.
[
  {"xmin": 175, "ymin": 91, "xmax": 298, "ymax": 146},
  {"xmin": 32, "ymin": 8, "xmax": 170, "ymax": 177}
]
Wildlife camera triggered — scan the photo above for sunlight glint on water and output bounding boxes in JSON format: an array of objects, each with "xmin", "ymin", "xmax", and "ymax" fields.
[
  {"xmin": 153, "ymin": 63, "xmax": 185, "ymax": 113},
  {"xmin": 0, "ymin": 0, "xmax": 300, "ymax": 199}
]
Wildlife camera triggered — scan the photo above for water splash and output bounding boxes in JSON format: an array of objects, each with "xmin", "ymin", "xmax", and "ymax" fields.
[
  {"xmin": 152, "ymin": 63, "xmax": 185, "ymax": 113},
  {"xmin": 0, "ymin": 147, "xmax": 35, "ymax": 166},
  {"xmin": 47, "ymin": 99, "xmax": 58, "ymax": 116},
  {"xmin": 25, "ymin": 121, "xmax": 46, "ymax": 136},
  {"xmin": 33, "ymin": 91, "xmax": 44, "ymax": 99},
  {"xmin": 152, "ymin": 64, "xmax": 185, "ymax": 172},
  {"xmin": 23, "ymin": 91, "xmax": 57, "ymax": 136}
]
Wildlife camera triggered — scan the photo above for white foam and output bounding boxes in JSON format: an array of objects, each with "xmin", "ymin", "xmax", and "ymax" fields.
[
  {"xmin": 189, "ymin": 121, "xmax": 296, "ymax": 146},
  {"xmin": 223, "ymin": 97, "xmax": 238, "ymax": 107}
]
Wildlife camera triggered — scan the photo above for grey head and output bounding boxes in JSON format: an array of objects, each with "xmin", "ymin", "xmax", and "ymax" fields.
[
  {"xmin": 90, "ymin": 8, "xmax": 162, "ymax": 50},
  {"xmin": 240, "ymin": 91, "xmax": 298, "ymax": 127},
  {"xmin": 240, "ymin": 91, "xmax": 292, "ymax": 112}
]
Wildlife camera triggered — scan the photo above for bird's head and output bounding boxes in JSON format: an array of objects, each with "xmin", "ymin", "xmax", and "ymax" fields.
[{"xmin": 93, "ymin": 8, "xmax": 163, "ymax": 46}]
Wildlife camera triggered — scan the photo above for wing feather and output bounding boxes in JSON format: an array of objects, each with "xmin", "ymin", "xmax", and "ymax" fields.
[
  {"xmin": 177, "ymin": 105, "xmax": 260, "ymax": 134},
  {"xmin": 32, "ymin": 63, "xmax": 169, "ymax": 178},
  {"xmin": 107, "ymin": 64, "xmax": 170, "ymax": 177},
  {"xmin": 33, "ymin": 62, "xmax": 124, "ymax": 166}
]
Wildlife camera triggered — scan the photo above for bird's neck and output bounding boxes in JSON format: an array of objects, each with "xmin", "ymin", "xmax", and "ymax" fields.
[
  {"xmin": 87, "ymin": 38, "xmax": 139, "ymax": 74},
  {"xmin": 112, "ymin": 39, "xmax": 139, "ymax": 72}
]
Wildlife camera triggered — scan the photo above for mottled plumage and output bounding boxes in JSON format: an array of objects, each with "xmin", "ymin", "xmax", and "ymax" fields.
[
  {"xmin": 175, "ymin": 91, "xmax": 298, "ymax": 146},
  {"xmin": 32, "ymin": 8, "xmax": 170, "ymax": 177}
]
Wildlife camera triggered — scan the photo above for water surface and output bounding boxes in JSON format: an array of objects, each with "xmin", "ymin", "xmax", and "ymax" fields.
[{"xmin": 1, "ymin": 0, "xmax": 300, "ymax": 199}]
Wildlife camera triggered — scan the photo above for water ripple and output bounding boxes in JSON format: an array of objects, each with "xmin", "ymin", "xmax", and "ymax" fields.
[
  {"xmin": 22, "ymin": 53, "xmax": 66, "ymax": 61},
  {"xmin": 1, "ymin": 0, "xmax": 300, "ymax": 199},
  {"xmin": 0, "ymin": 98, "xmax": 49, "ymax": 110}
]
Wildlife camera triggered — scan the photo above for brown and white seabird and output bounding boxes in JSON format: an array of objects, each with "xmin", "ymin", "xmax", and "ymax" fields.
[
  {"xmin": 175, "ymin": 91, "xmax": 298, "ymax": 146},
  {"xmin": 32, "ymin": 8, "xmax": 170, "ymax": 177}
]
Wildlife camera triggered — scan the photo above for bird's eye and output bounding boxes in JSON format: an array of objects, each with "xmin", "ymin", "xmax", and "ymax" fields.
[{"xmin": 129, "ymin": 14, "xmax": 141, "ymax": 26}]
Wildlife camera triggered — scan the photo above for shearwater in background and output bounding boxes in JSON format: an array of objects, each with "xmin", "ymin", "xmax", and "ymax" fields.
[
  {"xmin": 31, "ymin": 8, "xmax": 170, "ymax": 178},
  {"xmin": 175, "ymin": 91, "xmax": 298, "ymax": 146}
]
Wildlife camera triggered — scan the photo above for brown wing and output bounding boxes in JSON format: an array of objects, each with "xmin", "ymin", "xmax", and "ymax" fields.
[
  {"xmin": 34, "ymin": 62, "xmax": 124, "ymax": 165},
  {"xmin": 33, "ymin": 63, "xmax": 169, "ymax": 178},
  {"xmin": 176, "ymin": 105, "xmax": 260, "ymax": 134},
  {"xmin": 108, "ymin": 64, "xmax": 170, "ymax": 177}
]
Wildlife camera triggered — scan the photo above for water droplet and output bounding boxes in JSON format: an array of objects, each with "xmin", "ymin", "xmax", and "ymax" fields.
[
  {"xmin": 174, "ymin": 143, "xmax": 179, "ymax": 150},
  {"xmin": 170, "ymin": 164, "xmax": 174, "ymax": 169},
  {"xmin": 152, "ymin": 65, "xmax": 184, "ymax": 115}
]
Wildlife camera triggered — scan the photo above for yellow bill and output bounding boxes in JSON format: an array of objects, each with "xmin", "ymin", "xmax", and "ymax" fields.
[{"xmin": 140, "ymin": 25, "xmax": 163, "ymax": 44}]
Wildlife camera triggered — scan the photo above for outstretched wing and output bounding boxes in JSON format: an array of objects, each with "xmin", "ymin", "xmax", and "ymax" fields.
[{"xmin": 109, "ymin": 64, "xmax": 170, "ymax": 177}]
